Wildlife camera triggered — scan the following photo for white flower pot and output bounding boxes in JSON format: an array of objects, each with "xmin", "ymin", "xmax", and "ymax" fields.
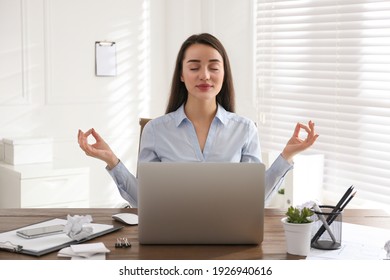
[{"xmin": 281, "ymin": 217, "xmax": 313, "ymax": 256}]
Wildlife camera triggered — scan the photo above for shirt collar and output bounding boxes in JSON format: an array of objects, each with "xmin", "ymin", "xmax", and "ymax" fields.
[
  {"xmin": 173, "ymin": 103, "xmax": 229, "ymax": 127},
  {"xmin": 215, "ymin": 103, "xmax": 229, "ymax": 126},
  {"xmin": 174, "ymin": 104, "xmax": 188, "ymax": 127}
]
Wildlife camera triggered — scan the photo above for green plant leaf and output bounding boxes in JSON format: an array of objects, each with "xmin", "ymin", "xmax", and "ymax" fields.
[{"xmin": 285, "ymin": 206, "xmax": 313, "ymax": 223}]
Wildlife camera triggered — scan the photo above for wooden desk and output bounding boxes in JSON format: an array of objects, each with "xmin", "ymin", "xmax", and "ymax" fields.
[{"xmin": 0, "ymin": 208, "xmax": 388, "ymax": 260}]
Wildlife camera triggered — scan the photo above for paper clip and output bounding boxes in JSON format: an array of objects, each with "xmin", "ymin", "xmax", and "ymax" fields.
[
  {"xmin": 0, "ymin": 241, "xmax": 23, "ymax": 253},
  {"xmin": 96, "ymin": 40, "xmax": 115, "ymax": 46},
  {"xmin": 115, "ymin": 237, "xmax": 131, "ymax": 248}
]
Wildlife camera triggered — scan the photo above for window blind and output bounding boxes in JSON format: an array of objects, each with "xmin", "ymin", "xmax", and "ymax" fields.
[{"xmin": 255, "ymin": 0, "xmax": 390, "ymax": 206}]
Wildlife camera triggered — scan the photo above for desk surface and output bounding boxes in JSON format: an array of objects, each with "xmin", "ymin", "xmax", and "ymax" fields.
[{"xmin": 0, "ymin": 208, "xmax": 389, "ymax": 260}]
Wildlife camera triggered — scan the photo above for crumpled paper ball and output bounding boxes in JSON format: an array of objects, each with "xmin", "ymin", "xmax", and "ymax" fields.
[
  {"xmin": 64, "ymin": 214, "xmax": 93, "ymax": 241},
  {"xmin": 299, "ymin": 200, "xmax": 320, "ymax": 210},
  {"xmin": 297, "ymin": 200, "xmax": 321, "ymax": 222}
]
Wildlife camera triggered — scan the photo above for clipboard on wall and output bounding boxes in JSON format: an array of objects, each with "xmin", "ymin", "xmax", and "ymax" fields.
[
  {"xmin": 95, "ymin": 41, "xmax": 117, "ymax": 76},
  {"xmin": 0, "ymin": 218, "xmax": 122, "ymax": 257}
]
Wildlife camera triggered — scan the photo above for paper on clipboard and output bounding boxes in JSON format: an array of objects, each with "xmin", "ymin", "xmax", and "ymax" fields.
[{"xmin": 95, "ymin": 41, "xmax": 117, "ymax": 76}]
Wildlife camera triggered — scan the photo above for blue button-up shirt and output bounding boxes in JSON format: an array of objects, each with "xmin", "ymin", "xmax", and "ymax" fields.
[{"xmin": 108, "ymin": 104, "xmax": 293, "ymax": 207}]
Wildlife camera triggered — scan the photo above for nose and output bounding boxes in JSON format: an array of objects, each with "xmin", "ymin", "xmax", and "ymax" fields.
[{"xmin": 199, "ymin": 67, "xmax": 210, "ymax": 81}]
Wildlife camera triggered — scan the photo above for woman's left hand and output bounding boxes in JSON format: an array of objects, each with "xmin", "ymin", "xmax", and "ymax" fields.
[{"xmin": 281, "ymin": 120, "xmax": 319, "ymax": 163}]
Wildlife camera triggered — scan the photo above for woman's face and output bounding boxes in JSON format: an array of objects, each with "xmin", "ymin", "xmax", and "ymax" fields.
[{"xmin": 181, "ymin": 44, "xmax": 224, "ymax": 104}]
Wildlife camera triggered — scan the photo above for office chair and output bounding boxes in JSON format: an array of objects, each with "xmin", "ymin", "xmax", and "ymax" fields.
[
  {"xmin": 135, "ymin": 118, "xmax": 152, "ymax": 177},
  {"xmin": 138, "ymin": 118, "xmax": 152, "ymax": 152},
  {"xmin": 139, "ymin": 118, "xmax": 152, "ymax": 136}
]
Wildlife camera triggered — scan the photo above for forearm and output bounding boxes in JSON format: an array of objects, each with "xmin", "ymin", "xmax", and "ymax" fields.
[
  {"xmin": 265, "ymin": 154, "xmax": 293, "ymax": 204},
  {"xmin": 106, "ymin": 161, "xmax": 138, "ymax": 207}
]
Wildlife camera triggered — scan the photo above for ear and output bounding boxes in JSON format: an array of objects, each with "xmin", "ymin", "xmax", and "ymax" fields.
[{"xmin": 180, "ymin": 74, "xmax": 184, "ymax": 82}]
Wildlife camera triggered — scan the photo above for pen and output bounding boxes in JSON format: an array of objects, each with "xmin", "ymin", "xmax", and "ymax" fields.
[
  {"xmin": 327, "ymin": 191, "xmax": 357, "ymax": 226},
  {"xmin": 313, "ymin": 203, "xmax": 337, "ymax": 243},
  {"xmin": 333, "ymin": 185, "xmax": 353, "ymax": 210},
  {"xmin": 340, "ymin": 191, "xmax": 356, "ymax": 211}
]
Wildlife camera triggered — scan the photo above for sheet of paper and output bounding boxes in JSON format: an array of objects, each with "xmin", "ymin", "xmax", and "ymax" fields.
[
  {"xmin": 70, "ymin": 242, "xmax": 110, "ymax": 255},
  {"xmin": 58, "ymin": 242, "xmax": 109, "ymax": 259},
  {"xmin": 307, "ymin": 222, "xmax": 390, "ymax": 260},
  {"xmin": 58, "ymin": 248, "xmax": 107, "ymax": 260},
  {"xmin": 95, "ymin": 42, "xmax": 116, "ymax": 76}
]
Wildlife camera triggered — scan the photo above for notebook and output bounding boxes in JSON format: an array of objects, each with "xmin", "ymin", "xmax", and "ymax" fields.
[{"xmin": 137, "ymin": 162, "xmax": 265, "ymax": 245}]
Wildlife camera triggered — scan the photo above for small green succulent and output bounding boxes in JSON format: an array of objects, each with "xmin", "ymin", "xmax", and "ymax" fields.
[{"xmin": 285, "ymin": 206, "xmax": 313, "ymax": 224}]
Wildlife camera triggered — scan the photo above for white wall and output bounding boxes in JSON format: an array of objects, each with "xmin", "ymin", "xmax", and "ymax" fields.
[{"xmin": 0, "ymin": 0, "xmax": 256, "ymax": 207}]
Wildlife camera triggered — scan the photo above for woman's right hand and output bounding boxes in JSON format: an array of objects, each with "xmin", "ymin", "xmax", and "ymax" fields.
[{"xmin": 78, "ymin": 128, "xmax": 119, "ymax": 169}]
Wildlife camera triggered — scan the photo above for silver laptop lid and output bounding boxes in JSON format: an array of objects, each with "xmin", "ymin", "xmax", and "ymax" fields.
[{"xmin": 138, "ymin": 162, "xmax": 265, "ymax": 245}]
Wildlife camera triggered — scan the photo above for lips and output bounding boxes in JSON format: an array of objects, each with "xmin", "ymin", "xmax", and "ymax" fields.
[{"xmin": 196, "ymin": 84, "xmax": 213, "ymax": 91}]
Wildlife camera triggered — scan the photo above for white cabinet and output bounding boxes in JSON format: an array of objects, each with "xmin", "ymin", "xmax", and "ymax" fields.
[{"xmin": 0, "ymin": 162, "xmax": 89, "ymax": 208}]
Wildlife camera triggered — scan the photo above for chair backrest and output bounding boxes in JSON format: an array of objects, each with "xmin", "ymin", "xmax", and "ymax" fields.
[
  {"xmin": 137, "ymin": 118, "xmax": 152, "ymax": 177},
  {"xmin": 139, "ymin": 118, "xmax": 152, "ymax": 137},
  {"xmin": 138, "ymin": 118, "xmax": 152, "ymax": 155}
]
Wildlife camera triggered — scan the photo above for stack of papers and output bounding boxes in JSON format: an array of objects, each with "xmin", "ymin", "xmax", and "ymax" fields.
[
  {"xmin": 307, "ymin": 223, "xmax": 390, "ymax": 260},
  {"xmin": 58, "ymin": 242, "xmax": 110, "ymax": 260}
]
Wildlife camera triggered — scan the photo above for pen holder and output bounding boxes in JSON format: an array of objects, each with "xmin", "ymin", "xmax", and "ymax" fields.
[{"xmin": 311, "ymin": 205, "xmax": 342, "ymax": 250}]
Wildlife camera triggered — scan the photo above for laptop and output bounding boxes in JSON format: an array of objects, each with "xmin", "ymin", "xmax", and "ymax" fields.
[{"xmin": 137, "ymin": 162, "xmax": 265, "ymax": 245}]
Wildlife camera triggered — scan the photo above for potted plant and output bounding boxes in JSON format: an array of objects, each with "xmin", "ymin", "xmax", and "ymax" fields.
[{"xmin": 281, "ymin": 205, "xmax": 314, "ymax": 256}]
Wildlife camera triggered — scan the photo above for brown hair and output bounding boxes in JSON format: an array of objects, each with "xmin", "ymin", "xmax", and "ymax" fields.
[{"xmin": 165, "ymin": 33, "xmax": 235, "ymax": 113}]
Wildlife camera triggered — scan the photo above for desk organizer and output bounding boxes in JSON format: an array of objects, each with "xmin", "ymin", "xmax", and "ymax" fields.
[{"xmin": 311, "ymin": 205, "xmax": 342, "ymax": 250}]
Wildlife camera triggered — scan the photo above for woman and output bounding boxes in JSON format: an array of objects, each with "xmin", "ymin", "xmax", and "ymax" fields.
[{"xmin": 78, "ymin": 33, "xmax": 318, "ymax": 207}]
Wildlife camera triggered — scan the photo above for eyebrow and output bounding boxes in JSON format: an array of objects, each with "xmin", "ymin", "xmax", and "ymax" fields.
[{"xmin": 186, "ymin": 59, "xmax": 222, "ymax": 63}]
